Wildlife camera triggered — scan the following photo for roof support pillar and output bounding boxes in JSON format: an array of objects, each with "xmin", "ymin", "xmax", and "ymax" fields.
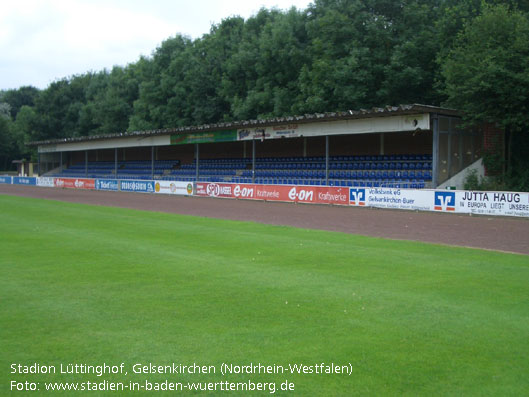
[
  {"xmin": 114, "ymin": 148, "xmax": 118, "ymax": 178},
  {"xmin": 151, "ymin": 146, "xmax": 154, "ymax": 180},
  {"xmin": 195, "ymin": 143, "xmax": 200, "ymax": 182},
  {"xmin": 85, "ymin": 150, "xmax": 88, "ymax": 177},
  {"xmin": 252, "ymin": 139, "xmax": 256, "ymax": 184},
  {"xmin": 325, "ymin": 135, "xmax": 329, "ymax": 186},
  {"xmin": 432, "ymin": 115, "xmax": 439, "ymax": 188}
]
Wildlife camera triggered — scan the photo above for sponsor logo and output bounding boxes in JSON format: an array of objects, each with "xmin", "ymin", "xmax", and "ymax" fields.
[
  {"xmin": 233, "ymin": 185, "xmax": 255, "ymax": 199},
  {"xmin": 207, "ymin": 183, "xmax": 220, "ymax": 197},
  {"xmin": 318, "ymin": 190, "xmax": 347, "ymax": 204},
  {"xmin": 155, "ymin": 181, "xmax": 191, "ymax": 195},
  {"xmin": 434, "ymin": 191, "xmax": 456, "ymax": 211},
  {"xmin": 121, "ymin": 180, "xmax": 154, "ymax": 193},
  {"xmin": 349, "ymin": 188, "xmax": 366, "ymax": 206},
  {"xmin": 238, "ymin": 130, "xmax": 251, "ymax": 139},
  {"xmin": 37, "ymin": 177, "xmax": 54, "ymax": 187},
  {"xmin": 288, "ymin": 187, "xmax": 314, "ymax": 202},
  {"xmin": 206, "ymin": 183, "xmax": 232, "ymax": 197},
  {"xmin": 55, "ymin": 178, "xmax": 95, "ymax": 189},
  {"xmin": 96, "ymin": 179, "xmax": 118, "ymax": 191},
  {"xmin": 13, "ymin": 177, "xmax": 37, "ymax": 185}
]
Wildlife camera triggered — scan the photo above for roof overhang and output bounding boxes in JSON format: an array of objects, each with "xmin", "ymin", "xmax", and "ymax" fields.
[{"xmin": 31, "ymin": 104, "xmax": 461, "ymax": 153}]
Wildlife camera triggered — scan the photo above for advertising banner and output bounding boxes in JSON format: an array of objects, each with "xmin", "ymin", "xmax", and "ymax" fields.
[
  {"xmin": 54, "ymin": 178, "xmax": 95, "ymax": 189},
  {"xmin": 0, "ymin": 176, "xmax": 12, "ymax": 184},
  {"xmin": 37, "ymin": 177, "xmax": 55, "ymax": 187},
  {"xmin": 452, "ymin": 190, "xmax": 529, "ymax": 217},
  {"xmin": 237, "ymin": 125, "xmax": 301, "ymax": 141},
  {"xmin": 195, "ymin": 182, "xmax": 349, "ymax": 205},
  {"xmin": 96, "ymin": 179, "xmax": 119, "ymax": 191},
  {"xmin": 346, "ymin": 187, "xmax": 529, "ymax": 218},
  {"xmin": 351, "ymin": 187, "xmax": 434, "ymax": 211},
  {"xmin": 120, "ymin": 180, "xmax": 155, "ymax": 193},
  {"xmin": 171, "ymin": 130, "xmax": 237, "ymax": 145},
  {"xmin": 13, "ymin": 177, "xmax": 37, "ymax": 186},
  {"xmin": 154, "ymin": 181, "xmax": 194, "ymax": 196},
  {"xmin": 195, "ymin": 182, "xmax": 236, "ymax": 199},
  {"xmin": 272, "ymin": 185, "xmax": 349, "ymax": 205}
]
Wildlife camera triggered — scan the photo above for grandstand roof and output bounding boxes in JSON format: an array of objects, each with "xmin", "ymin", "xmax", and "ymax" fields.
[{"xmin": 29, "ymin": 104, "xmax": 461, "ymax": 146}]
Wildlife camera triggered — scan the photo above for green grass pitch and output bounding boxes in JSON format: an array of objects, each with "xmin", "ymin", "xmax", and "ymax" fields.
[{"xmin": 1, "ymin": 195, "xmax": 528, "ymax": 396}]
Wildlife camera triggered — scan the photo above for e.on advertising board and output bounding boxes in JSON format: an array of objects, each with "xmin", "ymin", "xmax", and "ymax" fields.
[
  {"xmin": 195, "ymin": 183, "xmax": 349, "ymax": 205},
  {"xmin": 54, "ymin": 178, "xmax": 95, "ymax": 190}
]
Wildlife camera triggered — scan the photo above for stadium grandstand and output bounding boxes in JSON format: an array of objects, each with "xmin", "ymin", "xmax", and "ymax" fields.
[{"xmin": 30, "ymin": 104, "xmax": 484, "ymax": 189}]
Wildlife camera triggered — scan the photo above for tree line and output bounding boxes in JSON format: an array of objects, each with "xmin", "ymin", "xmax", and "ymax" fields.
[{"xmin": 1, "ymin": 0, "xmax": 528, "ymax": 189}]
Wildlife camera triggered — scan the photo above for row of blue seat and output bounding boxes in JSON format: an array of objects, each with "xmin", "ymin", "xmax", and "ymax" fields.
[
  {"xmin": 68, "ymin": 161, "xmax": 179, "ymax": 171},
  {"xmin": 157, "ymin": 175, "xmax": 427, "ymax": 189},
  {"xmin": 53, "ymin": 170, "xmax": 428, "ymax": 188},
  {"xmin": 181, "ymin": 162, "xmax": 432, "ymax": 171},
  {"xmin": 248, "ymin": 170, "xmax": 432, "ymax": 180},
  {"xmin": 55, "ymin": 156, "xmax": 434, "ymax": 189},
  {"xmin": 255, "ymin": 162, "xmax": 432, "ymax": 170},
  {"xmin": 195, "ymin": 154, "xmax": 432, "ymax": 163},
  {"xmin": 170, "ymin": 169, "xmax": 433, "ymax": 180}
]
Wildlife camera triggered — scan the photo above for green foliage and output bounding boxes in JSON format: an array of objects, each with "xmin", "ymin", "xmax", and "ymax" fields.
[
  {"xmin": 0, "ymin": 115, "xmax": 14, "ymax": 169},
  {"xmin": 441, "ymin": 3, "xmax": 529, "ymax": 191},
  {"xmin": 0, "ymin": 100, "xmax": 36, "ymax": 169},
  {"xmin": 0, "ymin": 86, "xmax": 39, "ymax": 119},
  {"xmin": 463, "ymin": 168, "xmax": 506, "ymax": 191},
  {"xmin": 441, "ymin": 4, "xmax": 529, "ymax": 131}
]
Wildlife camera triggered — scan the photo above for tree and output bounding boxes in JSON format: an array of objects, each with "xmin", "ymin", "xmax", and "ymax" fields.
[
  {"xmin": 0, "ymin": 86, "xmax": 40, "ymax": 119},
  {"xmin": 441, "ymin": 3, "xmax": 529, "ymax": 188},
  {"xmin": 0, "ymin": 115, "xmax": 14, "ymax": 170}
]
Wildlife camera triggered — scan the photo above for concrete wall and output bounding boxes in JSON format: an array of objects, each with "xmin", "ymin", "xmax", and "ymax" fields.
[{"xmin": 437, "ymin": 158, "xmax": 485, "ymax": 190}]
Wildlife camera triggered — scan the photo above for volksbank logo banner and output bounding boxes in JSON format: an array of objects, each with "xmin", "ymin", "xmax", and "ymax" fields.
[
  {"xmin": 120, "ymin": 180, "xmax": 155, "ymax": 193},
  {"xmin": 96, "ymin": 179, "xmax": 119, "ymax": 191},
  {"xmin": 349, "ymin": 189, "xmax": 366, "ymax": 206},
  {"xmin": 360, "ymin": 187, "xmax": 433, "ymax": 211},
  {"xmin": 345, "ymin": 187, "xmax": 529, "ymax": 218},
  {"xmin": 434, "ymin": 192, "xmax": 456, "ymax": 211},
  {"xmin": 0, "ymin": 176, "xmax": 12, "ymax": 184}
]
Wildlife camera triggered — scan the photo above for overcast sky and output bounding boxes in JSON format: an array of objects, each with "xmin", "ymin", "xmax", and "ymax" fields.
[{"xmin": 1, "ymin": 0, "xmax": 313, "ymax": 90}]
